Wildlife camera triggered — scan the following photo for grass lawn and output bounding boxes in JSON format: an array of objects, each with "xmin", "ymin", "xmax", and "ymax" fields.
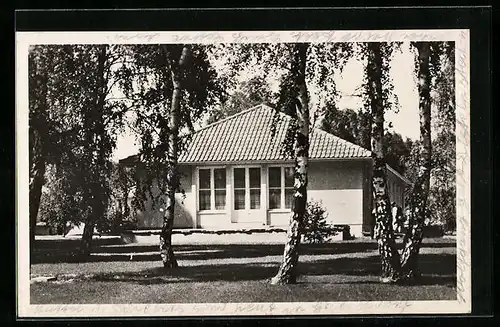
[{"xmin": 30, "ymin": 236, "xmax": 457, "ymax": 304}]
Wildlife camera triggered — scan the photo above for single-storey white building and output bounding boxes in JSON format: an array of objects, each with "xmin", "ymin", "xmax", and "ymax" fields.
[{"xmin": 120, "ymin": 104, "xmax": 410, "ymax": 237}]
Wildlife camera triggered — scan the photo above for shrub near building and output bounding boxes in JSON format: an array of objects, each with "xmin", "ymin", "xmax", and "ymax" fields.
[{"xmin": 302, "ymin": 200, "xmax": 334, "ymax": 244}]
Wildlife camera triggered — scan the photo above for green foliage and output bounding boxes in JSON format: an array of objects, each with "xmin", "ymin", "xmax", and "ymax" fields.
[
  {"xmin": 321, "ymin": 105, "xmax": 372, "ymax": 150},
  {"xmin": 38, "ymin": 165, "xmax": 88, "ymax": 234},
  {"xmin": 212, "ymin": 42, "xmax": 359, "ymax": 163},
  {"xmin": 96, "ymin": 163, "xmax": 138, "ymax": 234},
  {"xmin": 427, "ymin": 130, "xmax": 456, "ymax": 231},
  {"xmin": 302, "ymin": 200, "xmax": 333, "ymax": 244},
  {"xmin": 404, "ymin": 140, "xmax": 455, "ymax": 231},
  {"xmin": 403, "ymin": 42, "xmax": 455, "ymax": 231},
  {"xmin": 433, "ymin": 42, "xmax": 455, "ymax": 131},
  {"xmin": 29, "ymin": 45, "xmax": 86, "ymax": 169},
  {"xmin": 427, "ymin": 42, "xmax": 455, "ymax": 231},
  {"xmin": 321, "ymin": 105, "xmax": 411, "ymax": 175},
  {"xmin": 39, "ymin": 162, "xmax": 138, "ymax": 235},
  {"xmin": 30, "ymin": 45, "xmax": 131, "ymax": 240},
  {"xmin": 383, "ymin": 132, "xmax": 413, "ymax": 175},
  {"xmin": 212, "ymin": 42, "xmax": 353, "ymax": 118},
  {"xmin": 358, "ymin": 42, "xmax": 401, "ymax": 116},
  {"xmin": 206, "ymin": 76, "xmax": 276, "ymax": 124},
  {"xmin": 119, "ymin": 44, "xmax": 227, "ymax": 213}
]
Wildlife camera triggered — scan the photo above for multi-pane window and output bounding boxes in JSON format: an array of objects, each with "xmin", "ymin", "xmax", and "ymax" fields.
[
  {"xmin": 234, "ymin": 168, "xmax": 246, "ymax": 210},
  {"xmin": 214, "ymin": 169, "xmax": 226, "ymax": 210},
  {"xmin": 198, "ymin": 168, "xmax": 226, "ymax": 211},
  {"xmin": 269, "ymin": 167, "xmax": 281, "ymax": 209},
  {"xmin": 284, "ymin": 167, "xmax": 294, "ymax": 209},
  {"xmin": 269, "ymin": 166, "xmax": 295, "ymax": 210},
  {"xmin": 249, "ymin": 168, "xmax": 261, "ymax": 209},
  {"xmin": 234, "ymin": 167, "xmax": 261, "ymax": 210},
  {"xmin": 199, "ymin": 169, "xmax": 211, "ymax": 210}
]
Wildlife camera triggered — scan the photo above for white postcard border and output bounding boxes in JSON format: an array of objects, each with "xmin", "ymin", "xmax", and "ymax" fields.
[{"xmin": 16, "ymin": 29, "xmax": 471, "ymax": 318}]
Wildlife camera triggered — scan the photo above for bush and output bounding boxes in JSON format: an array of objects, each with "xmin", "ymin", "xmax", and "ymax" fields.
[
  {"xmin": 423, "ymin": 224, "xmax": 445, "ymax": 238},
  {"xmin": 302, "ymin": 200, "xmax": 333, "ymax": 244},
  {"xmin": 38, "ymin": 165, "xmax": 88, "ymax": 235},
  {"xmin": 96, "ymin": 214, "xmax": 137, "ymax": 235},
  {"xmin": 96, "ymin": 195, "xmax": 137, "ymax": 234}
]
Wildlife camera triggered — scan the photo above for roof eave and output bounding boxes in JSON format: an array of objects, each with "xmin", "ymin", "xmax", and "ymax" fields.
[
  {"xmin": 178, "ymin": 156, "xmax": 372, "ymax": 165},
  {"xmin": 386, "ymin": 164, "xmax": 413, "ymax": 186}
]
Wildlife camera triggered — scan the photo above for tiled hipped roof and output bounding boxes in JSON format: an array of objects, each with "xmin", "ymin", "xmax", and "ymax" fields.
[{"xmin": 178, "ymin": 104, "xmax": 371, "ymax": 163}]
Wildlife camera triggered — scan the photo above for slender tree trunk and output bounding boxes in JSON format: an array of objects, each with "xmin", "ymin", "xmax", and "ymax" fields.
[
  {"xmin": 400, "ymin": 42, "xmax": 432, "ymax": 280},
  {"xmin": 80, "ymin": 213, "xmax": 95, "ymax": 256},
  {"xmin": 80, "ymin": 191, "xmax": 107, "ymax": 256},
  {"xmin": 29, "ymin": 138, "xmax": 45, "ymax": 256},
  {"xmin": 119, "ymin": 166, "xmax": 131, "ymax": 221},
  {"xmin": 29, "ymin": 61, "xmax": 49, "ymax": 256},
  {"xmin": 367, "ymin": 42, "xmax": 401, "ymax": 283},
  {"xmin": 270, "ymin": 44, "xmax": 309, "ymax": 285},
  {"xmin": 117, "ymin": 199, "xmax": 123, "ymax": 218},
  {"xmin": 79, "ymin": 45, "xmax": 108, "ymax": 256},
  {"xmin": 122, "ymin": 188, "xmax": 130, "ymax": 219},
  {"xmin": 158, "ymin": 46, "xmax": 190, "ymax": 268}
]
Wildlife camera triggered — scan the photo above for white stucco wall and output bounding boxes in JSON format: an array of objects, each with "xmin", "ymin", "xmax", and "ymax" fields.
[
  {"xmin": 266, "ymin": 160, "xmax": 368, "ymax": 237},
  {"xmin": 307, "ymin": 160, "xmax": 366, "ymax": 237},
  {"xmin": 268, "ymin": 211, "xmax": 290, "ymax": 227},
  {"xmin": 133, "ymin": 165, "xmax": 195, "ymax": 229},
  {"xmin": 133, "ymin": 161, "xmax": 371, "ymax": 237},
  {"xmin": 386, "ymin": 168, "xmax": 408, "ymax": 208},
  {"xmin": 197, "ymin": 212, "xmax": 229, "ymax": 228},
  {"xmin": 133, "ymin": 160, "xmax": 414, "ymax": 240}
]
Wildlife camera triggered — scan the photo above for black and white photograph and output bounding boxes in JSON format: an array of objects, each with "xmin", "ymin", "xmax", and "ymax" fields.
[{"xmin": 16, "ymin": 27, "xmax": 471, "ymax": 317}]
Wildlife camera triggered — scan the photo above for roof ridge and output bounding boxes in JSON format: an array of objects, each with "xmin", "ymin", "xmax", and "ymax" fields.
[
  {"xmin": 193, "ymin": 103, "xmax": 271, "ymax": 135},
  {"xmin": 123, "ymin": 104, "xmax": 373, "ymax": 164},
  {"xmin": 311, "ymin": 123, "xmax": 372, "ymax": 154},
  {"xmin": 252, "ymin": 106, "xmax": 371, "ymax": 155},
  {"xmin": 193, "ymin": 104, "xmax": 371, "ymax": 155}
]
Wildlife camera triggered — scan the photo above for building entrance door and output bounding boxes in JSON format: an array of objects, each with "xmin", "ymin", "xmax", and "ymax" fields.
[{"xmin": 232, "ymin": 167, "xmax": 263, "ymax": 224}]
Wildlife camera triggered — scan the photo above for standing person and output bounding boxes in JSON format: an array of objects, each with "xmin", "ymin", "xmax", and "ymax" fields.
[
  {"xmin": 403, "ymin": 207, "xmax": 411, "ymax": 233},
  {"xmin": 396, "ymin": 204, "xmax": 403, "ymax": 233},
  {"xmin": 371, "ymin": 207, "xmax": 377, "ymax": 239},
  {"xmin": 391, "ymin": 202, "xmax": 403, "ymax": 234},
  {"xmin": 391, "ymin": 202, "xmax": 398, "ymax": 232}
]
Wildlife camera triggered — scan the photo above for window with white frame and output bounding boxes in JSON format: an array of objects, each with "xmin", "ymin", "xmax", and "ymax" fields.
[
  {"xmin": 249, "ymin": 168, "xmax": 261, "ymax": 209},
  {"xmin": 268, "ymin": 166, "xmax": 294, "ymax": 210},
  {"xmin": 214, "ymin": 168, "xmax": 227, "ymax": 209},
  {"xmin": 234, "ymin": 168, "xmax": 245, "ymax": 210},
  {"xmin": 233, "ymin": 167, "xmax": 261, "ymax": 210},
  {"xmin": 198, "ymin": 168, "xmax": 226, "ymax": 211}
]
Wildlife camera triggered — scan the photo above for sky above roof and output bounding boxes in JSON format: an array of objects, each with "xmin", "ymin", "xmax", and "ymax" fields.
[{"xmin": 112, "ymin": 42, "xmax": 420, "ymax": 161}]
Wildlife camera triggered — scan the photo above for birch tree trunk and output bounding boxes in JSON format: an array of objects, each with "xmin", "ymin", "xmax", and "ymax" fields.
[
  {"xmin": 270, "ymin": 43, "xmax": 309, "ymax": 285},
  {"xmin": 158, "ymin": 46, "xmax": 190, "ymax": 268},
  {"xmin": 80, "ymin": 221, "xmax": 94, "ymax": 256},
  {"xmin": 80, "ymin": 198, "xmax": 96, "ymax": 256},
  {"xmin": 80, "ymin": 190, "xmax": 107, "ymax": 256},
  {"xmin": 367, "ymin": 42, "xmax": 401, "ymax": 283},
  {"xmin": 29, "ymin": 130, "xmax": 45, "ymax": 255},
  {"xmin": 400, "ymin": 42, "xmax": 432, "ymax": 280},
  {"xmin": 29, "ymin": 61, "xmax": 49, "ymax": 256},
  {"xmin": 79, "ymin": 45, "xmax": 108, "ymax": 256}
]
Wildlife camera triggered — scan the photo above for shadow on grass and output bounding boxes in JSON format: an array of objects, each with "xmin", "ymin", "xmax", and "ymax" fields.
[
  {"xmin": 34, "ymin": 237, "xmax": 122, "ymax": 249},
  {"xmin": 31, "ymin": 239, "xmax": 455, "ymax": 264},
  {"xmin": 32, "ymin": 243, "xmax": 376, "ymax": 264},
  {"xmin": 88, "ymin": 253, "xmax": 456, "ymax": 287}
]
